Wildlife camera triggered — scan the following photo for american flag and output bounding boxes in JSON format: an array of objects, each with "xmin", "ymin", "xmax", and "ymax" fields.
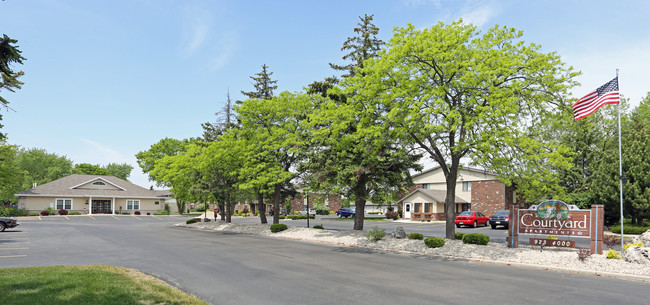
[{"xmin": 572, "ymin": 77, "xmax": 620, "ymax": 120}]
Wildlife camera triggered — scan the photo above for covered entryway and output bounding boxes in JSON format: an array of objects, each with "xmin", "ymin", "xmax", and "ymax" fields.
[
  {"xmin": 92, "ymin": 199, "xmax": 112, "ymax": 214},
  {"xmin": 404, "ymin": 202, "xmax": 412, "ymax": 219}
]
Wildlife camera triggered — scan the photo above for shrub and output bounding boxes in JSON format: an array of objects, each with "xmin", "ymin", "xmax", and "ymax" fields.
[
  {"xmin": 603, "ymin": 235, "xmax": 621, "ymax": 249},
  {"xmin": 146, "ymin": 212, "xmax": 151, "ymax": 215},
  {"xmin": 186, "ymin": 219, "xmax": 198, "ymax": 224},
  {"xmin": 387, "ymin": 206, "xmax": 395, "ymax": 212},
  {"xmin": 40, "ymin": 210, "xmax": 49, "ymax": 216},
  {"xmin": 134, "ymin": 211, "xmax": 141, "ymax": 215},
  {"xmin": 154, "ymin": 210, "xmax": 170, "ymax": 215},
  {"xmin": 455, "ymin": 232, "xmax": 465, "ymax": 240},
  {"xmin": 624, "ymin": 241, "xmax": 645, "ymax": 251},
  {"xmin": 462, "ymin": 233, "xmax": 490, "ymax": 245},
  {"xmin": 577, "ymin": 248, "xmax": 591, "ymax": 262},
  {"xmin": 69, "ymin": 211, "xmax": 82, "ymax": 215},
  {"xmin": 313, "ymin": 224, "xmax": 324, "ymax": 229},
  {"xmin": 606, "ymin": 248, "xmax": 621, "ymax": 259},
  {"xmin": 196, "ymin": 204, "xmax": 206, "ymax": 212},
  {"xmin": 408, "ymin": 233, "xmax": 424, "ymax": 240},
  {"xmin": 398, "ymin": 209, "xmax": 403, "ymax": 218},
  {"xmin": 385, "ymin": 211, "xmax": 398, "ymax": 220},
  {"xmin": 270, "ymin": 224, "xmax": 288, "ymax": 233},
  {"xmin": 58, "ymin": 209, "xmax": 68, "ymax": 215},
  {"xmin": 28, "ymin": 212, "xmax": 40, "ymax": 216},
  {"xmin": 424, "ymin": 237, "xmax": 445, "ymax": 248},
  {"xmin": 0, "ymin": 207, "xmax": 29, "ymax": 217},
  {"xmin": 366, "ymin": 226, "xmax": 385, "ymax": 242},
  {"xmin": 610, "ymin": 225, "xmax": 650, "ymax": 234},
  {"xmin": 122, "ymin": 212, "xmax": 130, "ymax": 215}
]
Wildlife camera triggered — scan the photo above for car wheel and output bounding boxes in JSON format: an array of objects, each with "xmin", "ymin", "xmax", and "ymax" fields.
[
  {"xmin": 473, "ymin": 221, "xmax": 477, "ymax": 228},
  {"xmin": 491, "ymin": 224, "xmax": 497, "ymax": 229},
  {"xmin": 456, "ymin": 224, "xmax": 460, "ymax": 228},
  {"xmin": 0, "ymin": 222, "xmax": 5, "ymax": 232}
]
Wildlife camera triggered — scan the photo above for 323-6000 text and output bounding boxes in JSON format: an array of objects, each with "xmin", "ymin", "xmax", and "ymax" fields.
[{"xmin": 529, "ymin": 238, "xmax": 576, "ymax": 248}]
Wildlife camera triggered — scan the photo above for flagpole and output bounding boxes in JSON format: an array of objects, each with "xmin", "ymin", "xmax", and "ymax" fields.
[{"xmin": 616, "ymin": 69, "xmax": 625, "ymax": 253}]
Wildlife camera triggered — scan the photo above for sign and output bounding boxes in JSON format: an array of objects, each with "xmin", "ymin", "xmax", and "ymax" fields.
[
  {"xmin": 529, "ymin": 238, "xmax": 576, "ymax": 248},
  {"xmin": 518, "ymin": 200, "xmax": 590, "ymax": 238}
]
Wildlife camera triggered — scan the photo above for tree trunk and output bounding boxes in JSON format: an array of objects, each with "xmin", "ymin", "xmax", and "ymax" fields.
[
  {"xmin": 272, "ymin": 184, "xmax": 281, "ymax": 224},
  {"xmin": 218, "ymin": 203, "xmax": 225, "ymax": 221},
  {"xmin": 353, "ymin": 197, "xmax": 366, "ymax": 230},
  {"xmin": 249, "ymin": 201, "xmax": 256, "ymax": 216},
  {"xmin": 444, "ymin": 161, "xmax": 460, "ymax": 240},
  {"xmin": 225, "ymin": 194, "xmax": 232, "ymax": 223},
  {"xmin": 257, "ymin": 191, "xmax": 267, "ymax": 224},
  {"xmin": 176, "ymin": 201, "xmax": 186, "ymax": 215}
]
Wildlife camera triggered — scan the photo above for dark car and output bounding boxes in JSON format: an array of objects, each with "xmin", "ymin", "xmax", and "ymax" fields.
[
  {"xmin": 335, "ymin": 208, "xmax": 355, "ymax": 218},
  {"xmin": 0, "ymin": 216, "xmax": 19, "ymax": 232},
  {"xmin": 489, "ymin": 210, "xmax": 510, "ymax": 229},
  {"xmin": 454, "ymin": 211, "xmax": 489, "ymax": 228}
]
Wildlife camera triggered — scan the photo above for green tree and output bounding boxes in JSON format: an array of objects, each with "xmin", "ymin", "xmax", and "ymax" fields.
[
  {"xmin": 0, "ymin": 142, "xmax": 22, "ymax": 204},
  {"xmin": 0, "ymin": 34, "xmax": 26, "ymax": 141},
  {"xmin": 329, "ymin": 14, "xmax": 384, "ymax": 78},
  {"xmin": 202, "ymin": 90, "xmax": 237, "ymax": 142},
  {"xmin": 104, "ymin": 162, "xmax": 133, "ymax": 180},
  {"xmin": 341, "ymin": 21, "xmax": 577, "ymax": 238},
  {"xmin": 16, "ymin": 148, "xmax": 73, "ymax": 190},
  {"xmin": 240, "ymin": 64, "xmax": 277, "ymax": 101},
  {"xmin": 72, "ymin": 163, "xmax": 111, "ymax": 176},
  {"xmin": 136, "ymin": 137, "xmax": 197, "ymax": 187}
]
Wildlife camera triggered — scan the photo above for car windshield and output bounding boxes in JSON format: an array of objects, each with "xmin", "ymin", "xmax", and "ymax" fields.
[
  {"xmin": 494, "ymin": 210, "xmax": 509, "ymax": 215},
  {"xmin": 459, "ymin": 211, "xmax": 473, "ymax": 216}
]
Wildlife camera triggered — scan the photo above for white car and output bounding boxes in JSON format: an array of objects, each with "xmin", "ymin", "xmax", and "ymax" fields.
[{"xmin": 299, "ymin": 208, "xmax": 316, "ymax": 215}]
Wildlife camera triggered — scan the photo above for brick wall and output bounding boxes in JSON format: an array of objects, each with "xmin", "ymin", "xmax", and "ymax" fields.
[
  {"xmin": 290, "ymin": 193, "xmax": 343, "ymax": 213},
  {"xmin": 471, "ymin": 180, "xmax": 508, "ymax": 216}
]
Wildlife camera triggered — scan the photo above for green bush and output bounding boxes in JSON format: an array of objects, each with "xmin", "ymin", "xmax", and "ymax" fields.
[
  {"xmin": 186, "ymin": 219, "xmax": 197, "ymax": 224},
  {"xmin": 606, "ymin": 248, "xmax": 621, "ymax": 259},
  {"xmin": 408, "ymin": 233, "xmax": 424, "ymax": 240},
  {"xmin": 462, "ymin": 233, "xmax": 490, "ymax": 245},
  {"xmin": 455, "ymin": 232, "xmax": 465, "ymax": 240},
  {"xmin": 611, "ymin": 225, "xmax": 650, "ymax": 234},
  {"xmin": 270, "ymin": 224, "xmax": 288, "ymax": 233},
  {"xmin": 313, "ymin": 224, "xmax": 324, "ymax": 229},
  {"xmin": 366, "ymin": 226, "xmax": 385, "ymax": 242},
  {"xmin": 122, "ymin": 212, "xmax": 130, "ymax": 215},
  {"xmin": 28, "ymin": 212, "xmax": 40, "ymax": 216},
  {"xmin": 154, "ymin": 210, "xmax": 170, "ymax": 215},
  {"xmin": 196, "ymin": 204, "xmax": 206, "ymax": 212},
  {"xmin": 0, "ymin": 207, "xmax": 29, "ymax": 217},
  {"xmin": 624, "ymin": 241, "xmax": 645, "ymax": 250},
  {"xmin": 424, "ymin": 237, "xmax": 445, "ymax": 248},
  {"xmin": 69, "ymin": 211, "xmax": 82, "ymax": 215}
]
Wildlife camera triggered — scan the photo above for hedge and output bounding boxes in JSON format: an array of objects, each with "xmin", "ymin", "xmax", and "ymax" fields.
[
  {"xmin": 270, "ymin": 224, "xmax": 288, "ymax": 233},
  {"xmin": 408, "ymin": 233, "xmax": 424, "ymax": 240},
  {"xmin": 610, "ymin": 225, "xmax": 650, "ymax": 235},
  {"xmin": 424, "ymin": 237, "xmax": 445, "ymax": 248},
  {"xmin": 462, "ymin": 233, "xmax": 490, "ymax": 245}
]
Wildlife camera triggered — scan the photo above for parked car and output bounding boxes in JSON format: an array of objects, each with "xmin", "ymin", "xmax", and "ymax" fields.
[
  {"xmin": 0, "ymin": 216, "xmax": 19, "ymax": 232},
  {"xmin": 299, "ymin": 208, "xmax": 316, "ymax": 216},
  {"xmin": 454, "ymin": 211, "xmax": 489, "ymax": 228},
  {"xmin": 335, "ymin": 208, "xmax": 355, "ymax": 218},
  {"xmin": 269, "ymin": 208, "xmax": 287, "ymax": 216},
  {"xmin": 489, "ymin": 210, "xmax": 510, "ymax": 229}
]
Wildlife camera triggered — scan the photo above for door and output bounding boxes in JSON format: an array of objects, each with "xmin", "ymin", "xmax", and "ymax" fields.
[
  {"xmin": 92, "ymin": 200, "xmax": 112, "ymax": 214},
  {"xmin": 404, "ymin": 203, "xmax": 412, "ymax": 219}
]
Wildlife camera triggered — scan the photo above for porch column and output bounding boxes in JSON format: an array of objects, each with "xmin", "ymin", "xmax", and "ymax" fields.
[
  {"xmin": 112, "ymin": 197, "xmax": 116, "ymax": 214},
  {"xmin": 89, "ymin": 196, "xmax": 93, "ymax": 215}
]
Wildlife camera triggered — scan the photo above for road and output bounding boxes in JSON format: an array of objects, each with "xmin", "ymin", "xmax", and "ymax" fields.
[{"xmin": 0, "ymin": 215, "xmax": 645, "ymax": 305}]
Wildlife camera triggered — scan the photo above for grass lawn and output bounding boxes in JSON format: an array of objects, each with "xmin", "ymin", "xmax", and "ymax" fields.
[{"xmin": 0, "ymin": 265, "xmax": 207, "ymax": 305}]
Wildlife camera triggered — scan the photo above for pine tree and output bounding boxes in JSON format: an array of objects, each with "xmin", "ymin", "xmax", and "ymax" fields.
[
  {"xmin": 240, "ymin": 64, "xmax": 278, "ymax": 101},
  {"xmin": 202, "ymin": 90, "xmax": 236, "ymax": 142},
  {"xmin": 0, "ymin": 34, "xmax": 26, "ymax": 141},
  {"xmin": 329, "ymin": 14, "xmax": 384, "ymax": 78}
]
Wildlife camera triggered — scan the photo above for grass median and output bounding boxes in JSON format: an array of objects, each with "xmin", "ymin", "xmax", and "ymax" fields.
[{"xmin": 0, "ymin": 265, "xmax": 207, "ymax": 305}]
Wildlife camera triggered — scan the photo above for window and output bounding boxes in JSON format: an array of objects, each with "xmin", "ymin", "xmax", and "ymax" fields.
[
  {"xmin": 93, "ymin": 181, "xmax": 106, "ymax": 186},
  {"xmin": 126, "ymin": 200, "xmax": 140, "ymax": 210},
  {"xmin": 414, "ymin": 203, "xmax": 421, "ymax": 213},
  {"xmin": 56, "ymin": 198, "xmax": 72, "ymax": 210},
  {"xmin": 422, "ymin": 183, "xmax": 430, "ymax": 189},
  {"xmin": 462, "ymin": 181, "xmax": 472, "ymax": 192},
  {"xmin": 462, "ymin": 203, "xmax": 471, "ymax": 212},
  {"xmin": 424, "ymin": 203, "xmax": 431, "ymax": 213}
]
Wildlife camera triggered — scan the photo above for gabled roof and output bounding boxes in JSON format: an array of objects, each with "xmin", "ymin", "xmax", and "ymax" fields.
[
  {"xmin": 15, "ymin": 174, "xmax": 168, "ymax": 199},
  {"xmin": 411, "ymin": 165, "xmax": 496, "ymax": 180},
  {"xmin": 396, "ymin": 189, "xmax": 468, "ymax": 204}
]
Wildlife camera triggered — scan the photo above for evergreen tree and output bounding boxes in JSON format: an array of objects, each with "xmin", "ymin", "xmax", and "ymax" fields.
[
  {"xmin": 202, "ymin": 90, "xmax": 236, "ymax": 142},
  {"xmin": 0, "ymin": 34, "xmax": 26, "ymax": 141},
  {"xmin": 240, "ymin": 64, "xmax": 277, "ymax": 101},
  {"xmin": 329, "ymin": 14, "xmax": 384, "ymax": 78}
]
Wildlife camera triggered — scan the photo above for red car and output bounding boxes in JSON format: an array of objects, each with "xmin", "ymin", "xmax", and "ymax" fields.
[{"xmin": 455, "ymin": 211, "xmax": 489, "ymax": 228}]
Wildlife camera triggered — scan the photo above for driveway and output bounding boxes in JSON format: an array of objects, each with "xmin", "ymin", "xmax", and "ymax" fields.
[{"xmin": 1, "ymin": 215, "xmax": 645, "ymax": 305}]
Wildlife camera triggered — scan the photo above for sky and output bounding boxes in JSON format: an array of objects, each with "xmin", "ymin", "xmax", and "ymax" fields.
[{"xmin": 2, "ymin": 0, "xmax": 649, "ymax": 189}]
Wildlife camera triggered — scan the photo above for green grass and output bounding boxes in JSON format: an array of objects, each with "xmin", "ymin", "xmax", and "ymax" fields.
[
  {"xmin": 0, "ymin": 265, "xmax": 207, "ymax": 305},
  {"xmin": 183, "ymin": 212, "xmax": 204, "ymax": 216}
]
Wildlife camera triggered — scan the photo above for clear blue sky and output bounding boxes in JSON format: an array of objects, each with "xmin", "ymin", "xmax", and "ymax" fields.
[{"xmin": 2, "ymin": 0, "xmax": 649, "ymax": 189}]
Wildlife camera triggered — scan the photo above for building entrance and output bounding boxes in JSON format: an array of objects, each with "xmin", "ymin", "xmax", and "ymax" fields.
[{"xmin": 92, "ymin": 200, "xmax": 112, "ymax": 214}]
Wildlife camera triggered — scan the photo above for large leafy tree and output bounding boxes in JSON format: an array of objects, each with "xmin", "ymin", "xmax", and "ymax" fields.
[
  {"xmin": 16, "ymin": 148, "xmax": 73, "ymax": 190},
  {"xmin": 234, "ymin": 92, "xmax": 317, "ymax": 224},
  {"xmin": 342, "ymin": 21, "xmax": 577, "ymax": 238},
  {"xmin": 0, "ymin": 34, "xmax": 26, "ymax": 141},
  {"xmin": 104, "ymin": 163, "xmax": 134, "ymax": 180},
  {"xmin": 72, "ymin": 163, "xmax": 111, "ymax": 176},
  {"xmin": 136, "ymin": 137, "xmax": 197, "ymax": 187},
  {"xmin": 0, "ymin": 142, "xmax": 22, "ymax": 204}
]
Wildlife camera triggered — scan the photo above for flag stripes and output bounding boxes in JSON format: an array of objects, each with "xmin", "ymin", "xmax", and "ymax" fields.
[{"xmin": 572, "ymin": 77, "xmax": 620, "ymax": 120}]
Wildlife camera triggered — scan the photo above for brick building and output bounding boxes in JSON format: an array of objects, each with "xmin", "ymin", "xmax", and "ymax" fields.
[{"xmin": 397, "ymin": 166, "xmax": 516, "ymax": 220}]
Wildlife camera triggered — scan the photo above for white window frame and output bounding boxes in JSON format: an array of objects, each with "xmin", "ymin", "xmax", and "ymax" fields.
[
  {"xmin": 462, "ymin": 181, "xmax": 472, "ymax": 192},
  {"xmin": 93, "ymin": 181, "xmax": 106, "ymax": 186},
  {"xmin": 422, "ymin": 183, "xmax": 430, "ymax": 189},
  {"xmin": 126, "ymin": 199, "xmax": 140, "ymax": 210},
  {"xmin": 56, "ymin": 198, "xmax": 73, "ymax": 210}
]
